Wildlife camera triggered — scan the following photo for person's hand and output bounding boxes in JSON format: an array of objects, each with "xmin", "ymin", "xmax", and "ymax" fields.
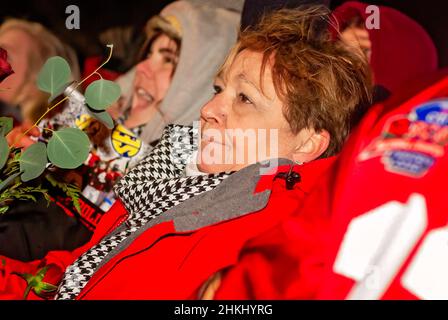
[
  {"xmin": 198, "ymin": 271, "xmax": 223, "ymax": 300},
  {"xmin": 62, "ymin": 170, "xmax": 83, "ymax": 188},
  {"xmin": 340, "ymin": 25, "xmax": 372, "ymax": 61},
  {"xmin": 107, "ymin": 97, "xmax": 126, "ymax": 120},
  {"xmin": 6, "ymin": 120, "xmax": 40, "ymax": 149}
]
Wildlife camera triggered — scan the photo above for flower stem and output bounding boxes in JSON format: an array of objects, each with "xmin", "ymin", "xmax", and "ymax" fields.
[{"xmin": 10, "ymin": 45, "xmax": 114, "ymax": 149}]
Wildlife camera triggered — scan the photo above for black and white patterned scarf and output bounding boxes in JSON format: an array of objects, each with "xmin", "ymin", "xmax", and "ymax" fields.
[{"xmin": 55, "ymin": 125, "xmax": 231, "ymax": 300}]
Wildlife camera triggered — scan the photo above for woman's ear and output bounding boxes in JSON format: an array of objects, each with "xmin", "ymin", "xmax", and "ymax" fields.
[{"xmin": 292, "ymin": 129, "xmax": 330, "ymax": 163}]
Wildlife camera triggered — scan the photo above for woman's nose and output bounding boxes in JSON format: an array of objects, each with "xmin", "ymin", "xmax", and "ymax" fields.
[{"xmin": 200, "ymin": 97, "xmax": 227, "ymax": 125}]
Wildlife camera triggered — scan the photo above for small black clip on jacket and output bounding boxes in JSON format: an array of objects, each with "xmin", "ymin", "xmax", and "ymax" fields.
[{"xmin": 274, "ymin": 164, "xmax": 301, "ymax": 190}]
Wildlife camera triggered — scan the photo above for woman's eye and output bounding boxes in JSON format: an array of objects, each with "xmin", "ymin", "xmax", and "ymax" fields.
[
  {"xmin": 213, "ymin": 85, "xmax": 222, "ymax": 95},
  {"xmin": 238, "ymin": 93, "xmax": 252, "ymax": 104},
  {"xmin": 163, "ymin": 56, "xmax": 175, "ymax": 64}
]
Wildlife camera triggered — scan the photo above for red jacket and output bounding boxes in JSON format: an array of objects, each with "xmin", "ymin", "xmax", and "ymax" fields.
[
  {"xmin": 0, "ymin": 159, "xmax": 334, "ymax": 300},
  {"xmin": 215, "ymin": 74, "xmax": 448, "ymax": 300},
  {"xmin": 318, "ymin": 76, "xmax": 448, "ymax": 300}
]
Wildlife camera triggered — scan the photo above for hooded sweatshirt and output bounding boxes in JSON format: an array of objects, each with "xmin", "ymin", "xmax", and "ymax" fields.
[
  {"xmin": 332, "ymin": 1, "xmax": 438, "ymax": 94},
  {"xmin": 118, "ymin": 0, "xmax": 243, "ymax": 145},
  {"xmin": 35, "ymin": 0, "xmax": 242, "ymax": 213}
]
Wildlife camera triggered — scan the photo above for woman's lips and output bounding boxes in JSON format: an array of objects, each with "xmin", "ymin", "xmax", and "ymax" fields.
[
  {"xmin": 201, "ymin": 131, "xmax": 231, "ymax": 149},
  {"xmin": 202, "ymin": 131, "xmax": 220, "ymax": 144}
]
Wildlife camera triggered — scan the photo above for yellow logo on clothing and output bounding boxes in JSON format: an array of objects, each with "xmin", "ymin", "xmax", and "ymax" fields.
[
  {"xmin": 75, "ymin": 114, "xmax": 94, "ymax": 130},
  {"xmin": 111, "ymin": 124, "xmax": 142, "ymax": 157}
]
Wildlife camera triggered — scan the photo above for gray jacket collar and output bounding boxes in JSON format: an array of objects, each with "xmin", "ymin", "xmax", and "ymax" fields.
[{"xmin": 171, "ymin": 158, "xmax": 293, "ymax": 232}]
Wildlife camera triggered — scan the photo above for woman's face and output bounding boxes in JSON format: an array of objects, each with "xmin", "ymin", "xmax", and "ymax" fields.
[
  {"xmin": 198, "ymin": 49, "xmax": 311, "ymax": 174},
  {"xmin": 0, "ymin": 29, "xmax": 37, "ymax": 104},
  {"xmin": 128, "ymin": 33, "xmax": 179, "ymax": 127}
]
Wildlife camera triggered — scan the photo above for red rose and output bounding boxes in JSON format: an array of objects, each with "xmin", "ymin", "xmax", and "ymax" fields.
[
  {"xmin": 38, "ymin": 262, "xmax": 64, "ymax": 287},
  {"xmin": 387, "ymin": 118, "xmax": 411, "ymax": 137},
  {"xmin": 0, "ymin": 47, "xmax": 14, "ymax": 82},
  {"xmin": 15, "ymin": 262, "xmax": 64, "ymax": 299}
]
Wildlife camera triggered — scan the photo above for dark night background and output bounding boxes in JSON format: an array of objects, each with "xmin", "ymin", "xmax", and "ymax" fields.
[{"xmin": 0, "ymin": 0, "xmax": 446, "ymax": 68}]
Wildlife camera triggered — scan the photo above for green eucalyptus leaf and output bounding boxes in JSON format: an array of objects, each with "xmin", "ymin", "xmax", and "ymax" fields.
[
  {"xmin": 0, "ymin": 171, "xmax": 21, "ymax": 192},
  {"xmin": 85, "ymin": 79, "xmax": 121, "ymax": 111},
  {"xmin": 0, "ymin": 136, "xmax": 8, "ymax": 170},
  {"xmin": 47, "ymin": 128, "xmax": 90, "ymax": 169},
  {"xmin": 47, "ymin": 81, "xmax": 73, "ymax": 103},
  {"xmin": 85, "ymin": 106, "xmax": 115, "ymax": 129},
  {"xmin": 0, "ymin": 117, "xmax": 13, "ymax": 136},
  {"xmin": 37, "ymin": 56, "xmax": 71, "ymax": 97},
  {"xmin": 19, "ymin": 142, "xmax": 48, "ymax": 182}
]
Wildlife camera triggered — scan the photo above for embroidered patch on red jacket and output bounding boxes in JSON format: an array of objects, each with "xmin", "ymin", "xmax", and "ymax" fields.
[{"xmin": 359, "ymin": 99, "xmax": 448, "ymax": 177}]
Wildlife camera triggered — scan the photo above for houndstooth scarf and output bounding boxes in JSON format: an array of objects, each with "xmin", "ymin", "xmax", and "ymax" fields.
[{"xmin": 55, "ymin": 125, "xmax": 231, "ymax": 300}]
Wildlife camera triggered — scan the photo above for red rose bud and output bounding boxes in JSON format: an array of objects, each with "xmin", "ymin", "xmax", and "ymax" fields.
[
  {"xmin": 16, "ymin": 263, "xmax": 64, "ymax": 299},
  {"xmin": 40, "ymin": 263, "xmax": 64, "ymax": 287},
  {"xmin": 0, "ymin": 47, "xmax": 14, "ymax": 82},
  {"xmin": 388, "ymin": 118, "xmax": 411, "ymax": 137}
]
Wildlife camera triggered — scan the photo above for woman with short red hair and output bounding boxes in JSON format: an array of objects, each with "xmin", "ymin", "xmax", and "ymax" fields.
[{"xmin": 0, "ymin": 5, "xmax": 372, "ymax": 300}]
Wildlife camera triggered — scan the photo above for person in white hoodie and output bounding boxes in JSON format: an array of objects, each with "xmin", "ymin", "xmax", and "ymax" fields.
[
  {"xmin": 112, "ymin": 0, "xmax": 243, "ymax": 145},
  {"xmin": 0, "ymin": 0, "xmax": 243, "ymax": 263},
  {"xmin": 77, "ymin": 0, "xmax": 243, "ymax": 211}
]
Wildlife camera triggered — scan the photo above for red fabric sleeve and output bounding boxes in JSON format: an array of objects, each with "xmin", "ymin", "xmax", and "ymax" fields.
[
  {"xmin": 214, "ymin": 179, "xmax": 333, "ymax": 300},
  {"xmin": 0, "ymin": 200, "xmax": 128, "ymax": 300}
]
